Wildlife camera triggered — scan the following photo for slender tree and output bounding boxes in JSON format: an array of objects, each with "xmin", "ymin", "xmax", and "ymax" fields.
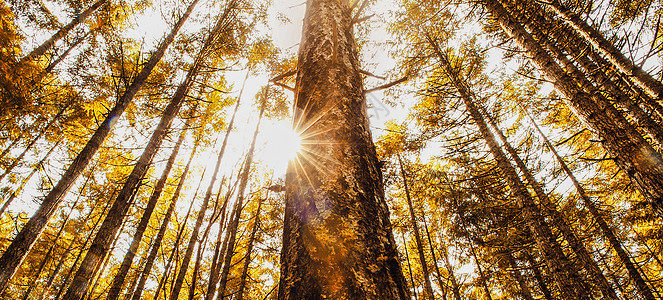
[
  {"xmin": 397, "ymin": 155, "xmax": 434, "ymax": 299},
  {"xmin": 18, "ymin": 0, "xmax": 108, "ymax": 64}
]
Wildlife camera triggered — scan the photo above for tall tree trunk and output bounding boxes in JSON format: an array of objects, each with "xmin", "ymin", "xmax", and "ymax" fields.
[
  {"xmin": 483, "ymin": 0, "xmax": 663, "ymax": 215},
  {"xmin": 106, "ymin": 108, "xmax": 195, "ymax": 300},
  {"xmin": 217, "ymin": 86, "xmax": 269, "ymax": 298},
  {"xmin": 397, "ymin": 155, "xmax": 434, "ymax": 299},
  {"xmin": 0, "ymin": 0, "xmax": 199, "ymax": 292},
  {"xmin": 203, "ymin": 71, "xmax": 248, "ymax": 300},
  {"xmin": 0, "ymin": 104, "xmax": 67, "ymax": 183},
  {"xmin": 278, "ymin": 0, "xmax": 409, "ymax": 298},
  {"xmin": 468, "ymin": 242, "xmax": 493, "ymax": 300},
  {"xmin": 522, "ymin": 249, "xmax": 554, "ymax": 300},
  {"xmin": 421, "ymin": 213, "xmax": 446, "ymax": 298},
  {"xmin": 19, "ymin": 0, "xmax": 107, "ymax": 64},
  {"xmin": 236, "ymin": 197, "xmax": 263, "ymax": 300},
  {"xmin": 439, "ymin": 238, "xmax": 462, "ymax": 300},
  {"xmin": 480, "ymin": 105, "xmax": 616, "ymax": 299},
  {"xmin": 503, "ymin": 250, "xmax": 535, "ymax": 300},
  {"xmin": 524, "ymin": 106, "xmax": 658, "ymax": 300},
  {"xmin": 402, "ymin": 234, "xmax": 419, "ymax": 300},
  {"xmin": 129, "ymin": 138, "xmax": 203, "ymax": 300},
  {"xmin": 0, "ymin": 140, "xmax": 60, "ymax": 216},
  {"xmin": 425, "ymin": 33, "xmax": 588, "ymax": 299},
  {"xmin": 545, "ymin": 0, "xmax": 663, "ymax": 99}
]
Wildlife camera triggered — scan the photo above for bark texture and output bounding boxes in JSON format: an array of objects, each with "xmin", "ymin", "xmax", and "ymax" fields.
[{"xmin": 277, "ymin": 0, "xmax": 409, "ymax": 298}]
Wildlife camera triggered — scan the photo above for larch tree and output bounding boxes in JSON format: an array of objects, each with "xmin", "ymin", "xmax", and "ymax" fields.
[{"xmin": 277, "ymin": 0, "xmax": 410, "ymax": 298}]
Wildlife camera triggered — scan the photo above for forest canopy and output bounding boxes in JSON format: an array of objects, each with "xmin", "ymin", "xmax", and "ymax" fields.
[{"xmin": 0, "ymin": 0, "xmax": 662, "ymax": 299}]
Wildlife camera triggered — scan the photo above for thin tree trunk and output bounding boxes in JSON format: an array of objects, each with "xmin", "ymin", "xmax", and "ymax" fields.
[
  {"xmin": 204, "ymin": 175, "xmax": 240, "ymax": 300},
  {"xmin": 524, "ymin": 106, "xmax": 658, "ymax": 299},
  {"xmin": 480, "ymin": 105, "xmax": 616, "ymax": 299},
  {"xmin": 440, "ymin": 238, "xmax": 462, "ymax": 300},
  {"xmin": 0, "ymin": 140, "xmax": 60, "ymax": 216},
  {"xmin": 236, "ymin": 197, "xmax": 263, "ymax": 300},
  {"xmin": 217, "ymin": 86, "xmax": 269, "ymax": 299},
  {"xmin": 187, "ymin": 181, "xmax": 229, "ymax": 300},
  {"xmin": 522, "ymin": 250, "xmax": 554, "ymax": 300},
  {"xmin": 19, "ymin": 0, "xmax": 107, "ymax": 64},
  {"xmin": 0, "ymin": 0, "xmax": 199, "ymax": 292},
  {"xmin": 503, "ymin": 250, "xmax": 535, "ymax": 300},
  {"xmin": 187, "ymin": 228, "xmax": 211, "ymax": 300},
  {"xmin": 421, "ymin": 213, "xmax": 446, "ymax": 298},
  {"xmin": 129, "ymin": 141, "xmax": 202, "ymax": 300},
  {"xmin": 468, "ymin": 242, "xmax": 493, "ymax": 300},
  {"xmin": 21, "ymin": 174, "xmax": 90, "ymax": 300},
  {"xmin": 546, "ymin": 0, "xmax": 663, "ymax": 99},
  {"xmin": 0, "ymin": 104, "xmax": 67, "ymax": 183},
  {"xmin": 203, "ymin": 71, "xmax": 248, "ymax": 300},
  {"xmin": 425, "ymin": 32, "xmax": 588, "ymax": 299},
  {"xmin": 397, "ymin": 155, "xmax": 434, "ymax": 299},
  {"xmin": 278, "ymin": 0, "xmax": 409, "ymax": 298},
  {"xmin": 402, "ymin": 234, "xmax": 418, "ymax": 300},
  {"xmin": 106, "ymin": 109, "xmax": 195, "ymax": 300},
  {"xmin": 152, "ymin": 179, "xmax": 201, "ymax": 300},
  {"xmin": 483, "ymin": 0, "xmax": 663, "ymax": 215}
]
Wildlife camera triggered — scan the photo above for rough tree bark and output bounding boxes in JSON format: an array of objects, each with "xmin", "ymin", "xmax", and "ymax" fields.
[
  {"xmin": 0, "ymin": 0, "xmax": 199, "ymax": 292},
  {"xmin": 277, "ymin": 0, "xmax": 409, "ymax": 298}
]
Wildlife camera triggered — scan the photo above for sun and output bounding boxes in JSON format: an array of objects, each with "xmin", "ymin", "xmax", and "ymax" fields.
[{"xmin": 259, "ymin": 120, "xmax": 303, "ymax": 174}]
